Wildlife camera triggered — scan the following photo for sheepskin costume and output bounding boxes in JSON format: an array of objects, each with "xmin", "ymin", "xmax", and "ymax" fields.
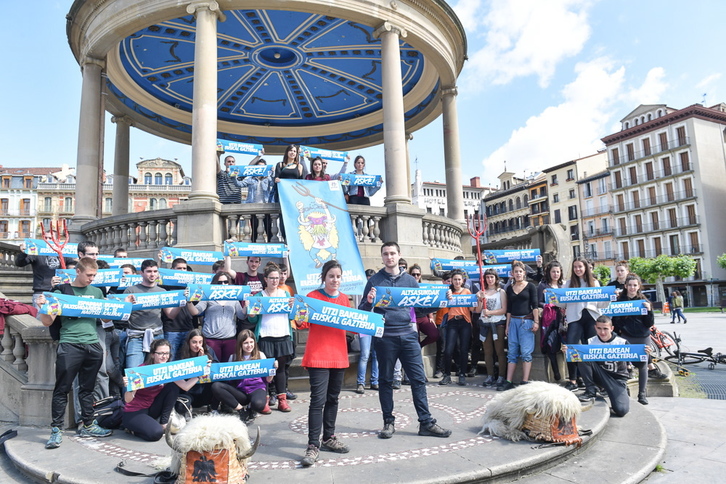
[
  {"xmin": 479, "ymin": 381, "xmax": 583, "ymax": 446},
  {"xmin": 168, "ymin": 415, "xmax": 256, "ymax": 484}
]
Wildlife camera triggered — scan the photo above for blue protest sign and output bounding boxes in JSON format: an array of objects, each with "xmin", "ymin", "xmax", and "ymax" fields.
[
  {"xmin": 565, "ymin": 344, "xmax": 648, "ymax": 362},
  {"xmin": 207, "ymin": 359, "xmax": 277, "ymax": 382},
  {"xmin": 160, "ymin": 247, "xmax": 224, "ymax": 266},
  {"xmin": 483, "ymin": 249, "xmax": 540, "ymax": 263},
  {"xmin": 98, "ymin": 257, "xmax": 148, "ymax": 269},
  {"xmin": 601, "ymin": 300, "xmax": 648, "ymax": 317},
  {"xmin": 339, "ymin": 173, "xmax": 382, "ymax": 187},
  {"xmin": 246, "ymin": 295, "xmax": 293, "ymax": 315},
  {"xmin": 40, "ymin": 292, "xmax": 132, "ymax": 321},
  {"xmin": 299, "ymin": 145, "xmax": 348, "ymax": 162},
  {"xmin": 216, "ymin": 139, "xmax": 263, "ymax": 156},
  {"xmin": 24, "ymin": 238, "xmax": 78, "ymax": 257},
  {"xmin": 372, "ymin": 287, "xmax": 477, "ymax": 308},
  {"xmin": 291, "ymin": 295, "xmax": 384, "ymax": 337},
  {"xmin": 56, "ymin": 269, "xmax": 123, "ymax": 287},
  {"xmin": 278, "ymin": 179, "xmax": 366, "ymax": 295},
  {"xmin": 228, "ymin": 164, "xmax": 272, "ymax": 178},
  {"xmin": 109, "ymin": 290, "xmax": 187, "ymax": 310},
  {"xmin": 118, "ymin": 275, "xmax": 143, "ymax": 290},
  {"xmin": 186, "ymin": 284, "xmax": 250, "ymax": 302},
  {"xmin": 158, "ymin": 269, "xmax": 214, "ymax": 287},
  {"xmin": 125, "ymin": 356, "xmax": 208, "ymax": 391},
  {"xmin": 545, "ymin": 286, "xmax": 617, "ymax": 304},
  {"xmin": 224, "ymin": 241, "xmax": 288, "ymax": 258}
]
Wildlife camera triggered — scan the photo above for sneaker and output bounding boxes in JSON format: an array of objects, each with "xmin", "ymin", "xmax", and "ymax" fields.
[
  {"xmin": 576, "ymin": 377, "xmax": 586, "ymax": 389},
  {"xmin": 45, "ymin": 427, "xmax": 62, "ymax": 449},
  {"xmin": 356, "ymin": 384, "xmax": 365, "ymax": 394},
  {"xmin": 78, "ymin": 420, "xmax": 112, "ymax": 438},
  {"xmin": 578, "ymin": 391, "xmax": 597, "ymax": 402},
  {"xmin": 466, "ymin": 368, "xmax": 477, "ymax": 378},
  {"xmin": 457, "ymin": 375, "xmax": 466, "ymax": 386},
  {"xmin": 495, "ymin": 376, "xmax": 506, "ymax": 386},
  {"xmin": 286, "ymin": 390, "xmax": 298, "ymax": 400},
  {"xmin": 638, "ymin": 393, "xmax": 649, "ymax": 405},
  {"xmin": 238, "ymin": 406, "xmax": 249, "ymax": 422},
  {"xmin": 497, "ymin": 380, "xmax": 515, "ymax": 392},
  {"xmin": 439, "ymin": 375, "xmax": 452, "ymax": 385},
  {"xmin": 402, "ymin": 377, "xmax": 411, "ymax": 386},
  {"xmin": 379, "ymin": 422, "xmax": 395, "ymax": 439},
  {"xmin": 564, "ymin": 381, "xmax": 578, "ymax": 391},
  {"xmin": 269, "ymin": 393, "xmax": 278, "ymax": 406},
  {"xmin": 321, "ymin": 435, "xmax": 349, "ymax": 453},
  {"xmin": 418, "ymin": 420, "xmax": 452, "ymax": 438},
  {"xmin": 300, "ymin": 444, "xmax": 319, "ymax": 467},
  {"xmin": 648, "ymin": 368, "xmax": 668, "ymax": 380},
  {"xmin": 433, "ymin": 370, "xmax": 443, "ymax": 378},
  {"xmin": 370, "ymin": 383, "xmax": 379, "ymax": 390},
  {"xmin": 482, "ymin": 375, "xmax": 495, "ymax": 387},
  {"xmin": 519, "ymin": 380, "xmax": 530, "ymax": 385},
  {"xmin": 392, "ymin": 380, "xmax": 402, "ymax": 390}
]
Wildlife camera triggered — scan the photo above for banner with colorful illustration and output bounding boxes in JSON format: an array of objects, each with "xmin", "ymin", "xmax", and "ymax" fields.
[
  {"xmin": 339, "ymin": 173, "xmax": 382, "ymax": 187},
  {"xmin": 228, "ymin": 164, "xmax": 273, "ymax": 178},
  {"xmin": 207, "ymin": 359, "xmax": 277, "ymax": 382},
  {"xmin": 544, "ymin": 286, "xmax": 617, "ymax": 304},
  {"xmin": 125, "ymin": 356, "xmax": 208, "ymax": 391},
  {"xmin": 291, "ymin": 295, "xmax": 384, "ymax": 337},
  {"xmin": 224, "ymin": 241, "xmax": 289, "ymax": 258},
  {"xmin": 40, "ymin": 292, "xmax": 132, "ymax": 320},
  {"xmin": 482, "ymin": 249, "xmax": 540, "ymax": 263},
  {"xmin": 430, "ymin": 258, "xmax": 511, "ymax": 278},
  {"xmin": 277, "ymin": 179, "xmax": 366, "ymax": 295},
  {"xmin": 56, "ymin": 269, "xmax": 123, "ymax": 287},
  {"xmin": 371, "ymin": 287, "xmax": 478, "ymax": 308},
  {"xmin": 118, "ymin": 275, "xmax": 143, "ymax": 290},
  {"xmin": 24, "ymin": 238, "xmax": 78, "ymax": 257},
  {"xmin": 565, "ymin": 344, "xmax": 648, "ymax": 362},
  {"xmin": 109, "ymin": 290, "xmax": 188, "ymax": 310},
  {"xmin": 601, "ymin": 300, "xmax": 649, "ymax": 317},
  {"xmin": 186, "ymin": 284, "xmax": 250, "ymax": 302},
  {"xmin": 160, "ymin": 247, "xmax": 224, "ymax": 266},
  {"xmin": 98, "ymin": 257, "xmax": 148, "ymax": 269},
  {"xmin": 299, "ymin": 145, "xmax": 348, "ymax": 162},
  {"xmin": 158, "ymin": 269, "xmax": 214, "ymax": 287},
  {"xmin": 216, "ymin": 139, "xmax": 263, "ymax": 156},
  {"xmin": 246, "ymin": 295, "xmax": 293, "ymax": 315}
]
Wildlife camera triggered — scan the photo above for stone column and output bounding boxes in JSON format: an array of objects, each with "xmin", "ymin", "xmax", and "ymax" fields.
[
  {"xmin": 187, "ymin": 1, "xmax": 226, "ymax": 201},
  {"xmin": 442, "ymin": 86, "xmax": 464, "ymax": 223},
  {"xmin": 375, "ymin": 22, "xmax": 410, "ymax": 205},
  {"xmin": 405, "ymin": 132, "xmax": 413, "ymax": 199},
  {"xmin": 111, "ymin": 116, "xmax": 133, "ymax": 216},
  {"xmin": 71, "ymin": 57, "xmax": 105, "ymax": 240}
]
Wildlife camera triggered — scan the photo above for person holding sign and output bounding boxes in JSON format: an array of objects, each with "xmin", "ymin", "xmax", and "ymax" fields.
[
  {"xmin": 37, "ymin": 257, "xmax": 113, "ymax": 449},
  {"xmin": 344, "ymin": 155, "xmax": 382, "ymax": 205},
  {"xmin": 238, "ymin": 158, "xmax": 273, "ymax": 242},
  {"xmin": 612, "ymin": 274, "xmax": 660, "ymax": 405},
  {"xmin": 294, "ymin": 260, "xmax": 351, "ymax": 467},
  {"xmin": 122, "ymin": 339, "xmax": 202, "ymax": 441},
  {"xmin": 179, "ymin": 329, "xmax": 219, "ymax": 410},
  {"xmin": 439, "ymin": 269, "xmax": 473, "ymax": 386},
  {"xmin": 16, "ymin": 233, "xmax": 73, "ymax": 309},
  {"xmin": 476, "ymin": 268, "xmax": 508, "ymax": 388}
]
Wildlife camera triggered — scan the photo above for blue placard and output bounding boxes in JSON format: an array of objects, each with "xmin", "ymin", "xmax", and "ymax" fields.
[
  {"xmin": 207, "ymin": 359, "xmax": 277, "ymax": 382},
  {"xmin": 24, "ymin": 238, "xmax": 78, "ymax": 257},
  {"xmin": 158, "ymin": 269, "xmax": 214, "ymax": 287},
  {"xmin": 545, "ymin": 286, "xmax": 617, "ymax": 304},
  {"xmin": 216, "ymin": 139, "xmax": 263, "ymax": 156},
  {"xmin": 118, "ymin": 275, "xmax": 143, "ymax": 290},
  {"xmin": 224, "ymin": 241, "xmax": 289, "ymax": 258},
  {"xmin": 228, "ymin": 164, "xmax": 273, "ymax": 178},
  {"xmin": 125, "ymin": 356, "xmax": 208, "ymax": 391},
  {"xmin": 429, "ymin": 258, "xmax": 510, "ymax": 278},
  {"xmin": 565, "ymin": 344, "xmax": 648, "ymax": 362},
  {"xmin": 109, "ymin": 290, "xmax": 188, "ymax": 310},
  {"xmin": 601, "ymin": 300, "xmax": 649, "ymax": 316},
  {"xmin": 339, "ymin": 173, "xmax": 382, "ymax": 187},
  {"xmin": 372, "ymin": 286, "xmax": 478, "ymax": 308},
  {"xmin": 187, "ymin": 284, "xmax": 250, "ymax": 302},
  {"xmin": 482, "ymin": 249, "xmax": 540, "ymax": 263},
  {"xmin": 40, "ymin": 292, "xmax": 132, "ymax": 321},
  {"xmin": 299, "ymin": 145, "xmax": 348, "ymax": 162},
  {"xmin": 278, "ymin": 179, "xmax": 366, "ymax": 295},
  {"xmin": 246, "ymin": 295, "xmax": 293, "ymax": 315},
  {"xmin": 160, "ymin": 247, "xmax": 224, "ymax": 266},
  {"xmin": 98, "ymin": 257, "xmax": 148, "ymax": 269},
  {"xmin": 291, "ymin": 295, "xmax": 384, "ymax": 337},
  {"xmin": 56, "ymin": 268, "xmax": 124, "ymax": 287}
]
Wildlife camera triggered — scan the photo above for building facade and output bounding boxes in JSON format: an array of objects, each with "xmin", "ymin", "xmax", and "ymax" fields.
[
  {"xmin": 483, "ymin": 172, "xmax": 532, "ymax": 247},
  {"xmin": 577, "ymin": 170, "xmax": 615, "ymax": 271},
  {"xmin": 411, "ymin": 169, "xmax": 493, "ymax": 219}
]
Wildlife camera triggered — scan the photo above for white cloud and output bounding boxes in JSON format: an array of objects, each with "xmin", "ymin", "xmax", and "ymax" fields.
[
  {"xmin": 463, "ymin": 0, "xmax": 596, "ymax": 89},
  {"xmin": 696, "ymin": 73, "xmax": 722, "ymax": 90},
  {"xmin": 452, "ymin": 0, "xmax": 485, "ymax": 32},
  {"xmin": 624, "ymin": 67, "xmax": 668, "ymax": 105}
]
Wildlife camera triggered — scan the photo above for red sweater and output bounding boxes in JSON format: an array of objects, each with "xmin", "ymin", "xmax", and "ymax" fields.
[{"xmin": 301, "ymin": 289, "xmax": 350, "ymax": 369}]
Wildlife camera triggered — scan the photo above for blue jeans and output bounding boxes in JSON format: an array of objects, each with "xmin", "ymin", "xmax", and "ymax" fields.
[
  {"xmin": 374, "ymin": 330, "xmax": 432, "ymax": 425},
  {"xmin": 124, "ymin": 332, "xmax": 163, "ymax": 369},
  {"xmin": 165, "ymin": 331, "xmax": 189, "ymax": 360},
  {"xmin": 357, "ymin": 335, "xmax": 379, "ymax": 385},
  {"xmin": 507, "ymin": 317, "xmax": 535, "ymax": 363}
]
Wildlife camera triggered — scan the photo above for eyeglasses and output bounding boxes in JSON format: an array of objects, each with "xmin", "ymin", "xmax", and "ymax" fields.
[
  {"xmin": 217, "ymin": 280, "xmax": 229, "ymax": 284},
  {"xmin": 154, "ymin": 352, "xmax": 170, "ymax": 356},
  {"xmin": 411, "ymin": 273, "xmax": 421, "ymax": 277}
]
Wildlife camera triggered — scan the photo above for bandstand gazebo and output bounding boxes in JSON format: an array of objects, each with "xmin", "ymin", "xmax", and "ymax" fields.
[{"xmin": 66, "ymin": 0, "xmax": 469, "ymax": 266}]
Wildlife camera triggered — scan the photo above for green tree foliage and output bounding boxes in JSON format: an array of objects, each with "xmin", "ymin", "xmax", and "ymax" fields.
[
  {"xmin": 717, "ymin": 254, "xmax": 726, "ymax": 270},
  {"xmin": 593, "ymin": 265, "xmax": 612, "ymax": 287},
  {"xmin": 629, "ymin": 255, "xmax": 697, "ymax": 303}
]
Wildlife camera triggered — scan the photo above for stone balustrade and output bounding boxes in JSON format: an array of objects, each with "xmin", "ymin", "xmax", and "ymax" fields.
[
  {"xmin": 81, "ymin": 208, "xmax": 177, "ymax": 253},
  {"xmin": 0, "ymin": 241, "xmax": 26, "ymax": 270},
  {"xmin": 422, "ymin": 214, "xmax": 464, "ymax": 251}
]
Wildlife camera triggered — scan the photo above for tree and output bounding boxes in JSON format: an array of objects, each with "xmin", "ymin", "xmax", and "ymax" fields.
[
  {"xmin": 629, "ymin": 255, "xmax": 697, "ymax": 305},
  {"xmin": 717, "ymin": 253, "xmax": 726, "ymax": 270},
  {"xmin": 593, "ymin": 265, "xmax": 612, "ymax": 287}
]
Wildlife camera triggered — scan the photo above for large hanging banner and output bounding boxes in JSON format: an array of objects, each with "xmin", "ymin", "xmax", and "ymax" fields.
[
  {"xmin": 483, "ymin": 249, "xmax": 540, "ymax": 263},
  {"xmin": 228, "ymin": 164, "xmax": 273, "ymax": 178},
  {"xmin": 247, "ymin": 296, "xmax": 293, "ymax": 315},
  {"xmin": 224, "ymin": 241, "xmax": 289, "ymax": 258},
  {"xmin": 158, "ymin": 269, "xmax": 214, "ymax": 286},
  {"xmin": 277, "ymin": 179, "xmax": 366, "ymax": 295},
  {"xmin": 217, "ymin": 139, "xmax": 263, "ymax": 156},
  {"xmin": 24, "ymin": 238, "xmax": 78, "ymax": 257},
  {"xmin": 545, "ymin": 286, "xmax": 617, "ymax": 304},
  {"xmin": 565, "ymin": 344, "xmax": 648, "ymax": 362},
  {"xmin": 291, "ymin": 295, "xmax": 384, "ymax": 336},
  {"xmin": 125, "ymin": 356, "xmax": 208, "ymax": 391},
  {"xmin": 108, "ymin": 290, "xmax": 188, "ymax": 310},
  {"xmin": 56, "ymin": 269, "xmax": 124, "ymax": 287},
  {"xmin": 207, "ymin": 359, "xmax": 277, "ymax": 382},
  {"xmin": 601, "ymin": 300, "xmax": 649, "ymax": 317},
  {"xmin": 40, "ymin": 292, "xmax": 132, "ymax": 320},
  {"xmin": 98, "ymin": 257, "xmax": 148, "ymax": 269},
  {"xmin": 339, "ymin": 173, "xmax": 382, "ymax": 187},
  {"xmin": 371, "ymin": 287, "xmax": 478, "ymax": 308},
  {"xmin": 186, "ymin": 284, "xmax": 250, "ymax": 302},
  {"xmin": 160, "ymin": 247, "xmax": 224, "ymax": 266}
]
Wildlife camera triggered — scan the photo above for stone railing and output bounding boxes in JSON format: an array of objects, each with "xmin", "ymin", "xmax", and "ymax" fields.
[
  {"xmin": 422, "ymin": 214, "xmax": 464, "ymax": 251},
  {"xmin": 0, "ymin": 241, "xmax": 26, "ymax": 270},
  {"xmin": 82, "ymin": 208, "xmax": 177, "ymax": 253},
  {"xmin": 0, "ymin": 291, "xmax": 56, "ymax": 426}
]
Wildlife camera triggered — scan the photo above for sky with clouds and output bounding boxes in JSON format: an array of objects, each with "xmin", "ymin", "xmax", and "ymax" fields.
[{"xmin": 0, "ymin": 0, "xmax": 723, "ymax": 191}]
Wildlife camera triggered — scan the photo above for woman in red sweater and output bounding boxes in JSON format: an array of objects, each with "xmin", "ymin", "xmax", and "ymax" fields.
[{"xmin": 295, "ymin": 260, "xmax": 351, "ymax": 467}]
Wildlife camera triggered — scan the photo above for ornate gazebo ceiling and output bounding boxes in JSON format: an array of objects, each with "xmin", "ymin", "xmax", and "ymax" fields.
[{"xmin": 105, "ymin": 8, "xmax": 442, "ymax": 148}]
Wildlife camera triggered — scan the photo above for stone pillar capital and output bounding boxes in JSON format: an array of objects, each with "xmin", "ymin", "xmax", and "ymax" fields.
[
  {"xmin": 441, "ymin": 86, "xmax": 458, "ymax": 97},
  {"xmin": 374, "ymin": 21, "xmax": 407, "ymax": 39},
  {"xmin": 186, "ymin": 1, "xmax": 226, "ymax": 21},
  {"xmin": 111, "ymin": 115, "xmax": 134, "ymax": 127},
  {"xmin": 81, "ymin": 56, "xmax": 105, "ymax": 70}
]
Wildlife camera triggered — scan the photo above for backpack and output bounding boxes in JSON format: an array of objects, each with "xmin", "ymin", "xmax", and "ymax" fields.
[
  {"xmin": 540, "ymin": 304, "xmax": 563, "ymax": 353},
  {"xmin": 48, "ymin": 284, "xmax": 77, "ymax": 341},
  {"xmin": 93, "ymin": 396, "xmax": 124, "ymax": 429}
]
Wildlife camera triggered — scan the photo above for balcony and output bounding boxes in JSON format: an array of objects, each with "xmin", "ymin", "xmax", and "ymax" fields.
[
  {"xmin": 584, "ymin": 227, "xmax": 614, "ymax": 238},
  {"xmin": 581, "ymin": 206, "xmax": 611, "ymax": 217},
  {"xmin": 615, "ymin": 216, "xmax": 700, "ymax": 237},
  {"xmin": 612, "ymin": 190, "xmax": 697, "ymax": 213},
  {"xmin": 609, "ymin": 137, "xmax": 691, "ymax": 167}
]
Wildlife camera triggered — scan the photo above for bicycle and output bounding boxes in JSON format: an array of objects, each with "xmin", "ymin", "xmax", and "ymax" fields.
[
  {"xmin": 648, "ymin": 325, "xmax": 677, "ymax": 359},
  {"xmin": 664, "ymin": 332, "xmax": 726, "ymax": 370}
]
